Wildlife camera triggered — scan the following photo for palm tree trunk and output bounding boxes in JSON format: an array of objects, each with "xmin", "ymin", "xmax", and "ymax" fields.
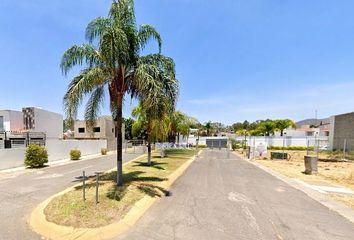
[{"xmin": 116, "ymin": 94, "xmax": 123, "ymax": 186}]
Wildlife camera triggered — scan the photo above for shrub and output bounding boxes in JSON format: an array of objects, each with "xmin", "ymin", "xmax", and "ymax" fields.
[
  {"xmin": 70, "ymin": 149, "xmax": 81, "ymax": 160},
  {"xmin": 193, "ymin": 144, "xmax": 207, "ymax": 148},
  {"xmin": 101, "ymin": 148, "xmax": 108, "ymax": 155},
  {"xmin": 24, "ymin": 144, "xmax": 48, "ymax": 168},
  {"xmin": 267, "ymin": 145, "xmax": 314, "ymax": 151}
]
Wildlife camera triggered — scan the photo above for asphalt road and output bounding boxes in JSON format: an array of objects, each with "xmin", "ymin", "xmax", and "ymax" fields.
[
  {"xmin": 116, "ymin": 149, "xmax": 354, "ymax": 240},
  {"xmin": 0, "ymin": 151, "xmax": 142, "ymax": 240}
]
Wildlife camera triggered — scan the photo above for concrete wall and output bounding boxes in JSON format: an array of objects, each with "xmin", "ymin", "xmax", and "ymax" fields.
[
  {"xmin": 329, "ymin": 112, "xmax": 354, "ymax": 150},
  {"xmin": 232, "ymin": 136, "xmax": 328, "ymax": 148},
  {"xmin": 0, "ymin": 139, "xmax": 107, "ymax": 170}
]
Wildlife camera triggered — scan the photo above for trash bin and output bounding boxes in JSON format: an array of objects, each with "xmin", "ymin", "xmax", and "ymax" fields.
[
  {"xmin": 304, "ymin": 156, "xmax": 318, "ymax": 174},
  {"xmin": 4, "ymin": 140, "xmax": 11, "ymax": 149}
]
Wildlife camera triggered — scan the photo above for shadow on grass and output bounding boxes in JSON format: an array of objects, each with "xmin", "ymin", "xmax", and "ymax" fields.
[
  {"xmin": 137, "ymin": 183, "xmax": 171, "ymax": 197},
  {"xmin": 102, "ymin": 171, "xmax": 168, "ymax": 201},
  {"xmin": 132, "ymin": 161, "xmax": 167, "ymax": 170}
]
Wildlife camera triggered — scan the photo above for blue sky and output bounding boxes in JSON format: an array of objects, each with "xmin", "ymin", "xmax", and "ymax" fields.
[{"xmin": 2, "ymin": 0, "xmax": 354, "ymax": 125}]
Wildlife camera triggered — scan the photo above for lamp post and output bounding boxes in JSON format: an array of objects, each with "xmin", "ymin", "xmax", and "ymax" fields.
[{"xmin": 282, "ymin": 130, "xmax": 287, "ymax": 160}]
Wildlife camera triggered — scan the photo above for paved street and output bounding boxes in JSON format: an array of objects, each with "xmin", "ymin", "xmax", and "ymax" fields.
[
  {"xmin": 116, "ymin": 149, "xmax": 354, "ymax": 240},
  {"xmin": 0, "ymin": 151, "xmax": 142, "ymax": 240}
]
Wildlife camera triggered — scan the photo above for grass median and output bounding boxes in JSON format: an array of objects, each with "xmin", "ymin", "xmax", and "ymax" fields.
[{"xmin": 44, "ymin": 149, "xmax": 195, "ymax": 228}]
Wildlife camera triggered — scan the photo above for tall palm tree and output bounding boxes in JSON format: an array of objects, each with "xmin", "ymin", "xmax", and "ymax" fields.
[{"xmin": 61, "ymin": 0, "xmax": 177, "ymax": 186}]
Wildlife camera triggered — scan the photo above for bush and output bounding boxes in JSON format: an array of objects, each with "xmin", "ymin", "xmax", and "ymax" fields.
[
  {"xmin": 267, "ymin": 145, "xmax": 314, "ymax": 151},
  {"xmin": 70, "ymin": 149, "xmax": 81, "ymax": 160},
  {"xmin": 101, "ymin": 148, "xmax": 108, "ymax": 155},
  {"xmin": 24, "ymin": 144, "xmax": 48, "ymax": 168},
  {"xmin": 193, "ymin": 144, "xmax": 207, "ymax": 148}
]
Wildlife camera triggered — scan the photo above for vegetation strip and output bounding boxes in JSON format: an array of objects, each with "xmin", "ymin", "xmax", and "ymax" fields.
[{"xmin": 30, "ymin": 149, "xmax": 199, "ymax": 240}]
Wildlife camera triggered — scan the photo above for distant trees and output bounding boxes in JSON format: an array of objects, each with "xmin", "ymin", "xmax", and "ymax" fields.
[{"xmin": 233, "ymin": 119, "xmax": 296, "ymax": 137}]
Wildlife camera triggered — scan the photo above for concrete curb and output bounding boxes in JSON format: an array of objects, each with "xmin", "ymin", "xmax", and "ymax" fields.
[
  {"xmin": 29, "ymin": 151, "xmax": 201, "ymax": 240},
  {"xmin": 233, "ymin": 152, "xmax": 354, "ymax": 224}
]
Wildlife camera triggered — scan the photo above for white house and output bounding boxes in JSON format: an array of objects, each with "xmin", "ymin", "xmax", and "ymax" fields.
[
  {"xmin": 22, "ymin": 107, "xmax": 63, "ymax": 139},
  {"xmin": 0, "ymin": 110, "xmax": 23, "ymax": 132}
]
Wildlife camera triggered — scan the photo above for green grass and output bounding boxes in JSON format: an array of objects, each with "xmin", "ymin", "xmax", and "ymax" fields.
[{"xmin": 44, "ymin": 149, "xmax": 194, "ymax": 228}]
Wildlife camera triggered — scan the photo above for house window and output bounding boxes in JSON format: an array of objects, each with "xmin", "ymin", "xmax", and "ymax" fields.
[
  {"xmin": 112, "ymin": 128, "xmax": 114, "ymax": 133},
  {"xmin": 306, "ymin": 132, "xmax": 314, "ymax": 136},
  {"xmin": 78, "ymin": 128, "xmax": 85, "ymax": 133},
  {"xmin": 94, "ymin": 127, "xmax": 101, "ymax": 133}
]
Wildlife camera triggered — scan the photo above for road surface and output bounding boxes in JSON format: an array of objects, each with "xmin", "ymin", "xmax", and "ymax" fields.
[
  {"xmin": 0, "ymin": 151, "xmax": 142, "ymax": 240},
  {"xmin": 116, "ymin": 149, "xmax": 354, "ymax": 240}
]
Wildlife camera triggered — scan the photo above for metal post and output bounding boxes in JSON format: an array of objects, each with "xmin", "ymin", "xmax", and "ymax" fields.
[
  {"xmin": 211, "ymin": 139, "xmax": 214, "ymax": 150},
  {"xmin": 95, "ymin": 172, "xmax": 100, "ymax": 204},
  {"xmin": 306, "ymin": 139, "xmax": 309, "ymax": 156},
  {"xmin": 343, "ymin": 139, "xmax": 347, "ymax": 160},
  {"xmin": 219, "ymin": 139, "xmax": 221, "ymax": 150},
  {"xmin": 282, "ymin": 134, "xmax": 285, "ymax": 160},
  {"xmin": 83, "ymin": 171, "xmax": 86, "ymax": 201},
  {"xmin": 316, "ymin": 138, "xmax": 320, "ymax": 159}
]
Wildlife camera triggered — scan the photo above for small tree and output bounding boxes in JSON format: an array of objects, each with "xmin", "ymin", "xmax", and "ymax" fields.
[
  {"xmin": 24, "ymin": 144, "xmax": 48, "ymax": 168},
  {"xmin": 275, "ymin": 119, "xmax": 296, "ymax": 136}
]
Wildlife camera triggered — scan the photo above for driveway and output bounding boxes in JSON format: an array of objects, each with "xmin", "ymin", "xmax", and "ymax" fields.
[
  {"xmin": 116, "ymin": 149, "xmax": 354, "ymax": 240},
  {"xmin": 0, "ymin": 151, "xmax": 142, "ymax": 240}
]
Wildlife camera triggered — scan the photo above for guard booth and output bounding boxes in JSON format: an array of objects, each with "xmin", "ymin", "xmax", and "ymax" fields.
[{"xmin": 206, "ymin": 138, "xmax": 228, "ymax": 148}]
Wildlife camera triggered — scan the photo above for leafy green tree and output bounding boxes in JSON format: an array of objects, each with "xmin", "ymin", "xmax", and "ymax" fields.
[
  {"xmin": 61, "ymin": 0, "xmax": 177, "ymax": 186},
  {"xmin": 124, "ymin": 118, "xmax": 135, "ymax": 140},
  {"xmin": 132, "ymin": 83, "xmax": 178, "ymax": 165},
  {"xmin": 204, "ymin": 121, "xmax": 213, "ymax": 136},
  {"xmin": 257, "ymin": 120, "xmax": 276, "ymax": 136},
  {"xmin": 274, "ymin": 119, "xmax": 296, "ymax": 136}
]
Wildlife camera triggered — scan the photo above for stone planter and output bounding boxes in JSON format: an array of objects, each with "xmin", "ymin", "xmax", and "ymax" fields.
[{"xmin": 304, "ymin": 156, "xmax": 318, "ymax": 174}]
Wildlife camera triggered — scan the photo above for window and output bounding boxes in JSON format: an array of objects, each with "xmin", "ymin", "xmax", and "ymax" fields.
[
  {"xmin": 78, "ymin": 128, "xmax": 85, "ymax": 133},
  {"xmin": 112, "ymin": 128, "xmax": 114, "ymax": 133},
  {"xmin": 94, "ymin": 127, "xmax": 101, "ymax": 133}
]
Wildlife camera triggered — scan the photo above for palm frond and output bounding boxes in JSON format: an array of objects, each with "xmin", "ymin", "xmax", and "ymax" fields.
[
  {"xmin": 84, "ymin": 86, "xmax": 105, "ymax": 128},
  {"xmin": 85, "ymin": 17, "xmax": 112, "ymax": 43},
  {"xmin": 60, "ymin": 44, "xmax": 103, "ymax": 76},
  {"xmin": 138, "ymin": 24, "xmax": 162, "ymax": 53}
]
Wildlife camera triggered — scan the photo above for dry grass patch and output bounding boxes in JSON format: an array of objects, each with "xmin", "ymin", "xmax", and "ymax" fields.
[
  {"xmin": 256, "ymin": 154, "xmax": 354, "ymax": 209},
  {"xmin": 44, "ymin": 149, "xmax": 195, "ymax": 228}
]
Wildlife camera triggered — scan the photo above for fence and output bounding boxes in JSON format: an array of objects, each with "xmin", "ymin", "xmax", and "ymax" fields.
[
  {"xmin": 0, "ymin": 131, "xmax": 46, "ymax": 149},
  {"xmin": 236, "ymin": 136, "xmax": 354, "ymax": 162}
]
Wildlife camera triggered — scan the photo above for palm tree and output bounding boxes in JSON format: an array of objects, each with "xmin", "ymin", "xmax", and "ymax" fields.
[
  {"xmin": 275, "ymin": 119, "xmax": 296, "ymax": 136},
  {"xmin": 132, "ymin": 95, "xmax": 177, "ymax": 166},
  {"xmin": 204, "ymin": 121, "xmax": 212, "ymax": 136},
  {"xmin": 61, "ymin": 0, "xmax": 177, "ymax": 186},
  {"xmin": 170, "ymin": 111, "xmax": 193, "ymax": 144}
]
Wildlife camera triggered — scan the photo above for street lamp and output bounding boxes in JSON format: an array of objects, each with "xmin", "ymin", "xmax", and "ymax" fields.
[{"xmin": 282, "ymin": 130, "xmax": 287, "ymax": 160}]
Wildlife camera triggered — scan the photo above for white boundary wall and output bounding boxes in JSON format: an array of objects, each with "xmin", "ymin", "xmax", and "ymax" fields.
[{"xmin": 0, "ymin": 139, "xmax": 107, "ymax": 170}]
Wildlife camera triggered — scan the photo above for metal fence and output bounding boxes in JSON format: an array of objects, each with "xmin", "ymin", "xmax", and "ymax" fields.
[{"xmin": 0, "ymin": 131, "xmax": 46, "ymax": 149}]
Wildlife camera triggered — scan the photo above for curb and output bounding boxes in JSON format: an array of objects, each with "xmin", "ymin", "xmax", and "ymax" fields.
[
  {"xmin": 232, "ymin": 152, "xmax": 354, "ymax": 224},
  {"xmin": 29, "ymin": 151, "xmax": 201, "ymax": 240}
]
